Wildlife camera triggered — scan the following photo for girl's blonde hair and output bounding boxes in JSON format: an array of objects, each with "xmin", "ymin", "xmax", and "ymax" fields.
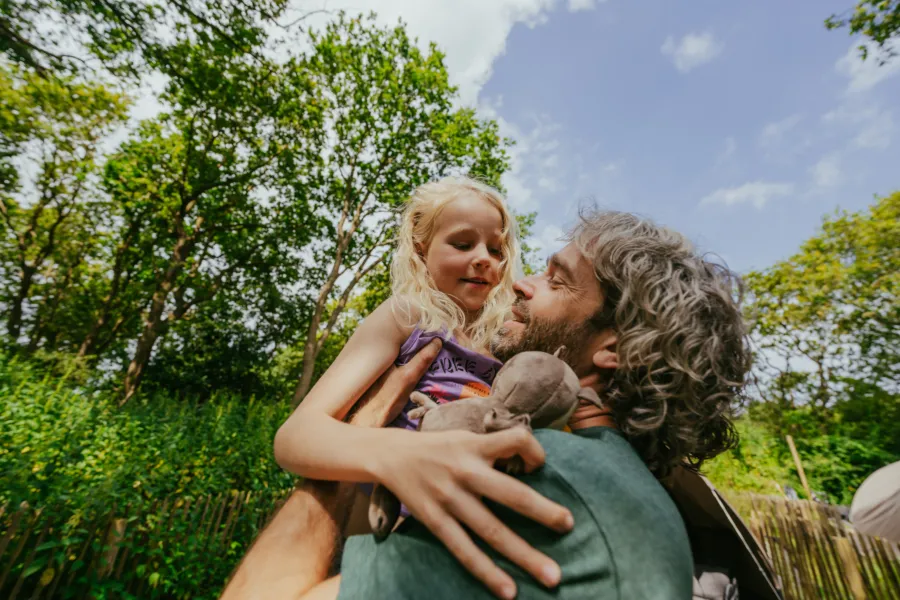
[{"xmin": 391, "ymin": 176, "xmax": 520, "ymax": 351}]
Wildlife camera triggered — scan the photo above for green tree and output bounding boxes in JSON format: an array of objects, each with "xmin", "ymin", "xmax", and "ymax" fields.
[
  {"xmin": 0, "ymin": 0, "xmax": 289, "ymax": 76},
  {"xmin": 826, "ymin": 1, "xmax": 900, "ymax": 63},
  {"xmin": 286, "ymin": 14, "xmax": 511, "ymax": 404},
  {"xmin": 106, "ymin": 49, "xmax": 312, "ymax": 403},
  {"xmin": 746, "ymin": 192, "xmax": 899, "ymax": 435},
  {"xmin": 515, "ymin": 211, "xmax": 542, "ymax": 276},
  {"xmin": 0, "ymin": 64, "xmax": 128, "ymax": 344}
]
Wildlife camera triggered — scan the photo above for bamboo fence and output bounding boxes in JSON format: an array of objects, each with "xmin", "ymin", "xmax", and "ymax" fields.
[
  {"xmin": 726, "ymin": 493, "xmax": 900, "ymax": 600},
  {"xmin": 1, "ymin": 490, "xmax": 899, "ymax": 599},
  {"xmin": 0, "ymin": 490, "xmax": 290, "ymax": 599}
]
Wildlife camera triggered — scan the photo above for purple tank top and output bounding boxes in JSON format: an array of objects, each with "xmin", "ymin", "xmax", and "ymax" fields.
[
  {"xmin": 390, "ymin": 327, "xmax": 503, "ymax": 431},
  {"xmin": 360, "ymin": 327, "xmax": 502, "ymax": 519}
]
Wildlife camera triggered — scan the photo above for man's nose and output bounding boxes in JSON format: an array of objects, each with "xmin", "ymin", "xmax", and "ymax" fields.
[{"xmin": 513, "ymin": 276, "xmax": 535, "ymax": 299}]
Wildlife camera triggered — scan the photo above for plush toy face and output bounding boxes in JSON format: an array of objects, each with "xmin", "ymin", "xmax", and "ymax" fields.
[{"xmin": 490, "ymin": 351, "xmax": 583, "ymax": 429}]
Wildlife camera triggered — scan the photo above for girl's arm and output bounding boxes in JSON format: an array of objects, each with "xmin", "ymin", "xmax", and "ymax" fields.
[
  {"xmin": 275, "ymin": 300, "xmax": 573, "ymax": 599},
  {"xmin": 274, "ymin": 299, "xmax": 415, "ymax": 482}
]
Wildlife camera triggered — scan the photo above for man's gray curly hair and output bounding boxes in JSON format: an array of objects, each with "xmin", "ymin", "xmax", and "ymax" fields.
[{"xmin": 570, "ymin": 209, "xmax": 751, "ymax": 477}]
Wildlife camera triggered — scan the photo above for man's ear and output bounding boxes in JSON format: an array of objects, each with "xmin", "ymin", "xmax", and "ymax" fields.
[{"xmin": 591, "ymin": 331, "xmax": 618, "ymax": 371}]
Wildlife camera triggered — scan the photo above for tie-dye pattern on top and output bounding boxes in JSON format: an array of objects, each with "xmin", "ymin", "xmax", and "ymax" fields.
[{"xmin": 390, "ymin": 327, "xmax": 502, "ymax": 431}]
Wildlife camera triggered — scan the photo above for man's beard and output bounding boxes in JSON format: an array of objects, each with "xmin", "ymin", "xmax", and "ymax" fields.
[{"xmin": 491, "ymin": 301, "xmax": 596, "ymax": 373}]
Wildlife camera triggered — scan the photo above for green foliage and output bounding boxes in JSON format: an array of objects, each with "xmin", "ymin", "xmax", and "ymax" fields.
[
  {"xmin": 0, "ymin": 0, "xmax": 289, "ymax": 77},
  {"xmin": 739, "ymin": 194, "xmax": 900, "ymax": 503},
  {"xmin": 704, "ymin": 419, "xmax": 796, "ymax": 496},
  {"xmin": 0, "ymin": 489, "xmax": 288, "ymax": 599},
  {"xmin": 515, "ymin": 211, "xmax": 543, "ymax": 276},
  {"xmin": 1, "ymin": 10, "xmax": 513, "ymax": 403},
  {"xmin": 746, "ymin": 193, "xmax": 898, "ymax": 423},
  {"xmin": 0, "ymin": 64, "xmax": 129, "ymax": 346},
  {"xmin": 0, "ymin": 351, "xmax": 294, "ymax": 509},
  {"xmin": 704, "ymin": 417, "xmax": 899, "ymax": 505},
  {"xmin": 826, "ymin": 1, "xmax": 900, "ymax": 63}
]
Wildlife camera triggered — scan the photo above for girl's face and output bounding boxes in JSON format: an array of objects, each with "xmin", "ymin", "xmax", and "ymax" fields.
[{"xmin": 423, "ymin": 194, "xmax": 505, "ymax": 317}]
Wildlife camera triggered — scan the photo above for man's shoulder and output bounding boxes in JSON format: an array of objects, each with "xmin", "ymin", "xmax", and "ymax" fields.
[
  {"xmin": 338, "ymin": 428, "xmax": 693, "ymax": 600},
  {"xmin": 534, "ymin": 427, "xmax": 684, "ymax": 528},
  {"xmin": 532, "ymin": 428, "xmax": 693, "ymax": 598}
]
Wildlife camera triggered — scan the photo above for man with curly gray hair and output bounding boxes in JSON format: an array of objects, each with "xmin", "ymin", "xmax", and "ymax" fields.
[
  {"xmin": 223, "ymin": 209, "xmax": 780, "ymax": 600},
  {"xmin": 492, "ymin": 209, "xmax": 750, "ymax": 477}
]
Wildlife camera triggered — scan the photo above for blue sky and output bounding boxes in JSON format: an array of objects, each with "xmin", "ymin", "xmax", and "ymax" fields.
[
  {"xmin": 110, "ymin": 0, "xmax": 899, "ymax": 274},
  {"xmin": 477, "ymin": 0, "xmax": 898, "ymax": 272},
  {"xmin": 314, "ymin": 0, "xmax": 897, "ymax": 274}
]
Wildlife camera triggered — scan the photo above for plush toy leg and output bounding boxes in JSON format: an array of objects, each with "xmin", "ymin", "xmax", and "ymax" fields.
[
  {"xmin": 368, "ymin": 484, "xmax": 401, "ymax": 540},
  {"xmin": 483, "ymin": 409, "xmax": 531, "ymax": 433},
  {"xmin": 408, "ymin": 391, "xmax": 438, "ymax": 421},
  {"xmin": 409, "ymin": 391, "xmax": 438, "ymax": 408},
  {"xmin": 407, "ymin": 407, "xmax": 428, "ymax": 420},
  {"xmin": 483, "ymin": 410, "xmax": 532, "ymax": 475}
]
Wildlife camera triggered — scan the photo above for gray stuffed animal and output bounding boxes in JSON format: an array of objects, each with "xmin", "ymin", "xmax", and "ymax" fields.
[{"xmin": 368, "ymin": 348, "xmax": 603, "ymax": 539}]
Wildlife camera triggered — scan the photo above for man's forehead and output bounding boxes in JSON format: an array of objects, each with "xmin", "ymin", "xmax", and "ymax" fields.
[{"xmin": 553, "ymin": 243, "xmax": 593, "ymax": 279}]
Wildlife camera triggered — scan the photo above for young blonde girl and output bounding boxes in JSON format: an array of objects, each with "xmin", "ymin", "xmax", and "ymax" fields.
[
  {"xmin": 274, "ymin": 174, "xmax": 519, "ymax": 483},
  {"xmin": 274, "ymin": 176, "xmax": 570, "ymax": 597}
]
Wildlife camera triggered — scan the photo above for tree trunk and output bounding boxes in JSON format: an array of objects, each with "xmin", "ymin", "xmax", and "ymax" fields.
[
  {"xmin": 120, "ymin": 227, "xmax": 195, "ymax": 405},
  {"xmin": 292, "ymin": 327, "xmax": 321, "ymax": 406},
  {"xmin": 120, "ymin": 285, "xmax": 172, "ymax": 405},
  {"xmin": 7, "ymin": 264, "xmax": 35, "ymax": 342}
]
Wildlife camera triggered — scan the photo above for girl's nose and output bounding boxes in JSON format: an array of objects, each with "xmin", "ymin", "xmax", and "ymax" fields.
[{"xmin": 472, "ymin": 246, "xmax": 491, "ymax": 268}]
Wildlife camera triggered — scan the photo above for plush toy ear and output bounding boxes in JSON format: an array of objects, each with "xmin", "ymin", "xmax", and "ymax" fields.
[
  {"xmin": 577, "ymin": 386, "xmax": 603, "ymax": 408},
  {"xmin": 553, "ymin": 346, "xmax": 566, "ymax": 358}
]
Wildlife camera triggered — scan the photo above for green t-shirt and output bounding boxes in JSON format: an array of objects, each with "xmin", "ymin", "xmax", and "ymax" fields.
[{"xmin": 337, "ymin": 427, "xmax": 692, "ymax": 599}]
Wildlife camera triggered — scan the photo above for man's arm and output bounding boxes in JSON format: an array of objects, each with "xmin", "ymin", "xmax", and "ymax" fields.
[{"xmin": 219, "ymin": 340, "xmax": 443, "ymax": 600}]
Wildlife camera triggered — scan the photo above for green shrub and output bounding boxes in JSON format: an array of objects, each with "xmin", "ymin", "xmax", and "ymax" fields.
[
  {"xmin": 0, "ymin": 352, "xmax": 295, "ymax": 510},
  {"xmin": 704, "ymin": 417, "xmax": 899, "ymax": 504}
]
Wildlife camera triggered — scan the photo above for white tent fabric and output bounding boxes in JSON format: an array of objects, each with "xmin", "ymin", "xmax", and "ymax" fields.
[{"xmin": 849, "ymin": 460, "xmax": 900, "ymax": 543}]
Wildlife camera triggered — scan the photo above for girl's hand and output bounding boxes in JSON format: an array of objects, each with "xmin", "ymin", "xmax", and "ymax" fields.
[{"xmin": 373, "ymin": 427, "xmax": 574, "ymax": 600}]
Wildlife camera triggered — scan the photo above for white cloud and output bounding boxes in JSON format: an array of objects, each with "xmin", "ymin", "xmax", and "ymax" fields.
[
  {"xmin": 758, "ymin": 114, "xmax": 803, "ymax": 148},
  {"xmin": 836, "ymin": 42, "xmax": 900, "ymax": 94},
  {"xmin": 536, "ymin": 224, "xmax": 566, "ymax": 256},
  {"xmin": 822, "ymin": 103, "xmax": 893, "ymax": 150},
  {"xmin": 477, "ymin": 99, "xmax": 564, "ymax": 212},
  {"xmin": 854, "ymin": 111, "xmax": 893, "ymax": 149},
  {"xmin": 809, "ymin": 154, "xmax": 842, "ymax": 190},
  {"xmin": 296, "ymin": 1, "xmax": 604, "ymax": 106},
  {"xmin": 568, "ymin": 0, "xmax": 602, "ymax": 11},
  {"xmin": 661, "ymin": 32, "xmax": 724, "ymax": 73},
  {"xmin": 700, "ymin": 181, "xmax": 794, "ymax": 209}
]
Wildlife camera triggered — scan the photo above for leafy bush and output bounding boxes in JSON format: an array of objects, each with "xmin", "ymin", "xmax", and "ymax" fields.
[
  {"xmin": 0, "ymin": 352, "xmax": 295, "ymax": 510},
  {"xmin": 704, "ymin": 417, "xmax": 899, "ymax": 505}
]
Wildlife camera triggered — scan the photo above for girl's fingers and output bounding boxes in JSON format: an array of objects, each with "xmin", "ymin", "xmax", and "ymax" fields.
[
  {"xmin": 418, "ymin": 505, "xmax": 518, "ymax": 600},
  {"xmin": 448, "ymin": 491, "xmax": 562, "ymax": 589},
  {"xmin": 464, "ymin": 467, "xmax": 574, "ymax": 534},
  {"xmin": 479, "ymin": 427, "xmax": 546, "ymax": 473}
]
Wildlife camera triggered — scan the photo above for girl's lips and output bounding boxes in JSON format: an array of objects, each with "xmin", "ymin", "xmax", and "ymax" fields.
[{"xmin": 461, "ymin": 278, "xmax": 489, "ymax": 285}]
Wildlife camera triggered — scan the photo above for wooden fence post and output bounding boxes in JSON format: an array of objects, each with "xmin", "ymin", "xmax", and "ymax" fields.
[
  {"xmin": 836, "ymin": 536, "xmax": 867, "ymax": 600},
  {"xmin": 786, "ymin": 435, "xmax": 812, "ymax": 500}
]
